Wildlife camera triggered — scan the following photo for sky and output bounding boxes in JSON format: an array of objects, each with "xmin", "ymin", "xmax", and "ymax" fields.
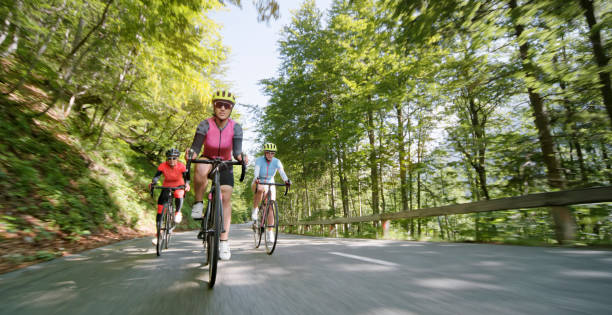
[{"xmin": 209, "ymin": 0, "xmax": 333, "ymax": 156}]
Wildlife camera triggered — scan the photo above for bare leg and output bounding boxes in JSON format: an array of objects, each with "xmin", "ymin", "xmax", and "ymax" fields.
[
  {"xmin": 220, "ymin": 185, "xmax": 233, "ymax": 240},
  {"xmin": 252, "ymin": 183, "xmax": 265, "ymax": 208},
  {"xmin": 266, "ymin": 201, "xmax": 275, "ymax": 232},
  {"xmin": 193, "ymin": 163, "xmax": 212, "ymax": 201},
  {"xmin": 267, "ymin": 186, "xmax": 276, "ymax": 231}
]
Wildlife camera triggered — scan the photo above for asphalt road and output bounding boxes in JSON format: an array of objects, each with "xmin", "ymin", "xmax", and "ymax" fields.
[{"xmin": 1, "ymin": 223, "xmax": 611, "ymax": 315}]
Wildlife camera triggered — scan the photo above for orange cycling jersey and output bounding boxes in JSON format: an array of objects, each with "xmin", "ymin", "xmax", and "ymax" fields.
[{"xmin": 157, "ymin": 161, "xmax": 187, "ymax": 187}]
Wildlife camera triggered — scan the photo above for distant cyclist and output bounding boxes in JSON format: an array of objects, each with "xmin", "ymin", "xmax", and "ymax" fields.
[
  {"xmin": 252, "ymin": 143, "xmax": 291, "ymax": 242},
  {"xmin": 186, "ymin": 90, "xmax": 247, "ymax": 260},
  {"xmin": 148, "ymin": 148, "xmax": 190, "ymax": 245}
]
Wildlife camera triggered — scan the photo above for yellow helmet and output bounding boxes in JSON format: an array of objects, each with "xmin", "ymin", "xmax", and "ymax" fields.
[
  {"xmin": 211, "ymin": 90, "xmax": 236, "ymax": 105},
  {"xmin": 263, "ymin": 143, "xmax": 277, "ymax": 152}
]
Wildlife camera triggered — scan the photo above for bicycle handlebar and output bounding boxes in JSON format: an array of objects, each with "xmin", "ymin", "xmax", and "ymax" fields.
[
  {"xmin": 152, "ymin": 185, "xmax": 186, "ymax": 190},
  {"xmin": 258, "ymin": 182, "xmax": 290, "ymax": 196},
  {"xmin": 187, "ymin": 157, "xmax": 246, "ymax": 183}
]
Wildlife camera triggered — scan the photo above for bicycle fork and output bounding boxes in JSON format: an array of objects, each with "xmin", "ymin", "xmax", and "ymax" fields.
[{"xmin": 197, "ymin": 189, "xmax": 226, "ymax": 239}]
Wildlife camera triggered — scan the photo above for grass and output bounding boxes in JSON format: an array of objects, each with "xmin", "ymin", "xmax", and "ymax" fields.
[{"xmin": 0, "ymin": 100, "xmax": 156, "ymax": 272}]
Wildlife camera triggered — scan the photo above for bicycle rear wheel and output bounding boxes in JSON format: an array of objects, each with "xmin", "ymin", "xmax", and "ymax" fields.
[
  {"xmin": 264, "ymin": 200, "xmax": 279, "ymax": 255},
  {"xmin": 207, "ymin": 189, "xmax": 221, "ymax": 288}
]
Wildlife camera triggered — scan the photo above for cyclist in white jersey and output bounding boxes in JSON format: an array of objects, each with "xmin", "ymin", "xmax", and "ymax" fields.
[{"xmin": 251, "ymin": 143, "xmax": 291, "ymax": 241}]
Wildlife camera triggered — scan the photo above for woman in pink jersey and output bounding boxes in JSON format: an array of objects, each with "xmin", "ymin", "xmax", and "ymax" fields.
[{"xmin": 186, "ymin": 90, "xmax": 247, "ymax": 260}]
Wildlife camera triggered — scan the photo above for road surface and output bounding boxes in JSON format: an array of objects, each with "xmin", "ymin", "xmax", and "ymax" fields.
[{"xmin": 1, "ymin": 223, "xmax": 611, "ymax": 314}]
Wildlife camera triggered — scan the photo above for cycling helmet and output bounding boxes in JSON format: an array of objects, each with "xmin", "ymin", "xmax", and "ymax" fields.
[
  {"xmin": 165, "ymin": 148, "xmax": 180, "ymax": 158},
  {"xmin": 263, "ymin": 143, "xmax": 277, "ymax": 152},
  {"xmin": 211, "ymin": 90, "xmax": 236, "ymax": 105}
]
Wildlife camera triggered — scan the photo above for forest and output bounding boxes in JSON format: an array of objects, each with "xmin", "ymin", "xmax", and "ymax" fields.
[
  {"xmin": 255, "ymin": 0, "xmax": 612, "ymax": 245},
  {"xmin": 0, "ymin": 0, "xmax": 610, "ymax": 271}
]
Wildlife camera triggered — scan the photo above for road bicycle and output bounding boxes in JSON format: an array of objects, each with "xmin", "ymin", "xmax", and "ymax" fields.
[
  {"xmin": 150, "ymin": 185, "xmax": 185, "ymax": 256},
  {"xmin": 187, "ymin": 157, "xmax": 245, "ymax": 288},
  {"xmin": 253, "ymin": 181, "xmax": 289, "ymax": 255}
]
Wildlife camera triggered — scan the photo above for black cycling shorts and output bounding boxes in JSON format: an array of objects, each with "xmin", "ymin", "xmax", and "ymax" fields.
[
  {"xmin": 157, "ymin": 188, "xmax": 185, "ymax": 205},
  {"xmin": 205, "ymin": 160, "xmax": 235, "ymax": 187}
]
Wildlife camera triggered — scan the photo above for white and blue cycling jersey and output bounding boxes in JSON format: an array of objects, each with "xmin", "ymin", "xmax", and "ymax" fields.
[{"xmin": 253, "ymin": 156, "xmax": 288, "ymax": 184}]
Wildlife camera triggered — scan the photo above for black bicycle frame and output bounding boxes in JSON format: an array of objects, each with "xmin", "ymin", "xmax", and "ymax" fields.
[{"xmin": 187, "ymin": 157, "xmax": 246, "ymax": 239}]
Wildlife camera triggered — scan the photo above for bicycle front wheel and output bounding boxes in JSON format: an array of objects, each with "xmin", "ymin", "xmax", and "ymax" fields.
[
  {"xmin": 165, "ymin": 207, "xmax": 173, "ymax": 249},
  {"xmin": 264, "ymin": 200, "xmax": 279, "ymax": 255},
  {"xmin": 207, "ymin": 190, "xmax": 221, "ymax": 288},
  {"xmin": 253, "ymin": 206, "xmax": 263, "ymax": 248},
  {"xmin": 156, "ymin": 205, "xmax": 168, "ymax": 256}
]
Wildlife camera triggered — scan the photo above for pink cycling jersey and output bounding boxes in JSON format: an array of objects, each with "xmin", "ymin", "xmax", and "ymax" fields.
[{"xmin": 202, "ymin": 117, "xmax": 235, "ymax": 160}]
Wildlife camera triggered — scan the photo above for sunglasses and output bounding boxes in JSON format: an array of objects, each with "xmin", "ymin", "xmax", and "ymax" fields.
[
  {"xmin": 167, "ymin": 157, "xmax": 178, "ymax": 160},
  {"xmin": 214, "ymin": 102, "xmax": 233, "ymax": 110},
  {"xmin": 265, "ymin": 151, "xmax": 276, "ymax": 155}
]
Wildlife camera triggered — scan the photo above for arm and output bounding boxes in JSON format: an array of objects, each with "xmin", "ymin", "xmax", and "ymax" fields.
[
  {"xmin": 182, "ymin": 163, "xmax": 191, "ymax": 191},
  {"xmin": 277, "ymin": 160, "xmax": 289, "ymax": 182},
  {"xmin": 189, "ymin": 120, "xmax": 209, "ymax": 157},
  {"xmin": 252, "ymin": 162, "xmax": 260, "ymax": 184},
  {"xmin": 151, "ymin": 170, "xmax": 163, "ymax": 185},
  {"xmin": 182, "ymin": 170, "xmax": 190, "ymax": 185},
  {"xmin": 232, "ymin": 123, "xmax": 243, "ymax": 161},
  {"xmin": 148, "ymin": 169, "xmax": 163, "ymax": 192}
]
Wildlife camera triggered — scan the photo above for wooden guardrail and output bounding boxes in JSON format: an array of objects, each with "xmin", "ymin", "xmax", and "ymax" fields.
[{"xmin": 281, "ymin": 186, "xmax": 612, "ymax": 226}]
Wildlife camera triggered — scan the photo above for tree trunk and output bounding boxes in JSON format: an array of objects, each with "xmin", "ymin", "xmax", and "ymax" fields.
[
  {"xmin": 464, "ymin": 96, "xmax": 490, "ymax": 199},
  {"xmin": 378, "ymin": 109, "xmax": 386, "ymax": 216},
  {"xmin": 357, "ymin": 177, "xmax": 362, "ymax": 217},
  {"xmin": 556, "ymin": 49, "xmax": 589, "ymax": 184},
  {"xmin": 379, "ymin": 157, "xmax": 386, "ymax": 213},
  {"xmin": 338, "ymin": 147, "xmax": 350, "ymax": 231},
  {"xmin": 510, "ymin": 0, "xmax": 575, "ymax": 243},
  {"xmin": 445, "ymin": 215, "xmax": 453, "ymax": 240},
  {"xmin": 579, "ymin": 0, "xmax": 612, "ymax": 123},
  {"xmin": 60, "ymin": 0, "xmax": 115, "ymax": 72},
  {"xmin": 601, "ymin": 141, "xmax": 612, "ymax": 183},
  {"xmin": 417, "ymin": 171, "xmax": 421, "ymax": 237},
  {"xmin": 396, "ymin": 104, "xmax": 408, "ymax": 212},
  {"xmin": 0, "ymin": 12, "xmax": 12, "ymax": 47},
  {"xmin": 406, "ymin": 106, "xmax": 414, "ymax": 236},
  {"xmin": 330, "ymin": 161, "xmax": 336, "ymax": 217},
  {"xmin": 4, "ymin": 1, "xmax": 66, "ymax": 95},
  {"xmin": 1, "ymin": 27, "xmax": 18, "ymax": 58},
  {"xmin": 64, "ymin": 89, "xmax": 87, "ymax": 118},
  {"xmin": 366, "ymin": 109, "xmax": 380, "ymax": 217}
]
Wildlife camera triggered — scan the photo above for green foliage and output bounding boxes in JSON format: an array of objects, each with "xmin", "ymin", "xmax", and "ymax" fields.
[
  {"xmin": 266, "ymin": 0, "xmax": 612, "ymax": 246},
  {"xmin": 0, "ymin": 103, "xmax": 154, "ymax": 240}
]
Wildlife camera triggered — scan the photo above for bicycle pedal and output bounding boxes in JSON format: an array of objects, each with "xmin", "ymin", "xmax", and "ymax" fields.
[{"xmin": 197, "ymin": 231, "xmax": 204, "ymax": 239}]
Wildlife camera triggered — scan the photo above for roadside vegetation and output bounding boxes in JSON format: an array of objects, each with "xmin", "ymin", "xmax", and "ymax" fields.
[{"xmin": 1, "ymin": 0, "xmax": 610, "ymax": 274}]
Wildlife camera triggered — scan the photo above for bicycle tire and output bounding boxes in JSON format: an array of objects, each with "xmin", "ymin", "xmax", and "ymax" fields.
[
  {"xmin": 155, "ymin": 221, "xmax": 162, "ymax": 256},
  {"xmin": 254, "ymin": 205, "xmax": 263, "ymax": 248},
  {"xmin": 207, "ymin": 185, "xmax": 221, "ymax": 288},
  {"xmin": 156, "ymin": 205, "xmax": 168, "ymax": 256},
  {"xmin": 264, "ymin": 200, "xmax": 279, "ymax": 255},
  {"xmin": 202, "ymin": 200, "xmax": 211, "ymax": 266},
  {"xmin": 165, "ymin": 205, "xmax": 173, "ymax": 250}
]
